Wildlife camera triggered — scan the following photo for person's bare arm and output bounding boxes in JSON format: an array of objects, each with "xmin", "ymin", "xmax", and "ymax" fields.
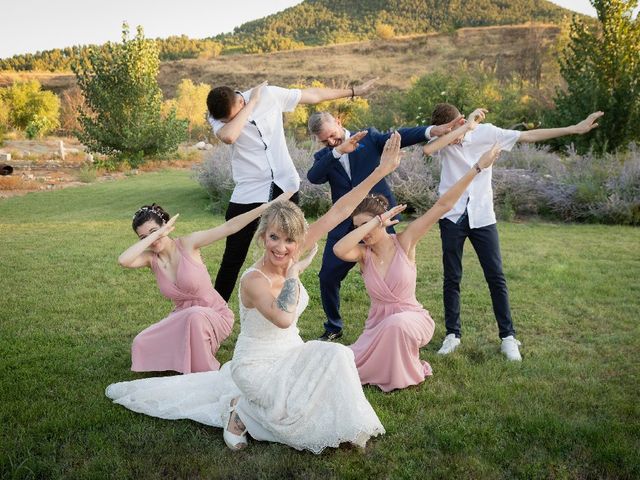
[
  {"xmin": 518, "ymin": 111, "xmax": 603, "ymax": 143},
  {"xmin": 118, "ymin": 215, "xmax": 179, "ymax": 268},
  {"xmin": 182, "ymin": 192, "xmax": 294, "ymax": 251},
  {"xmin": 402, "ymin": 144, "xmax": 501, "ymax": 251},
  {"xmin": 423, "ymin": 108, "xmax": 487, "ymax": 156},
  {"xmin": 302, "ymin": 132, "xmax": 402, "ymax": 251},
  {"xmin": 298, "ymin": 78, "xmax": 377, "ymax": 104},
  {"xmin": 216, "ymin": 81, "xmax": 267, "ymax": 144}
]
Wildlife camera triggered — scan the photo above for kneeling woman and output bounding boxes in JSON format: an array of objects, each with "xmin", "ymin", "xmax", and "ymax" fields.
[
  {"xmin": 118, "ymin": 194, "xmax": 290, "ymax": 373},
  {"xmin": 334, "ymin": 119, "xmax": 500, "ymax": 391}
]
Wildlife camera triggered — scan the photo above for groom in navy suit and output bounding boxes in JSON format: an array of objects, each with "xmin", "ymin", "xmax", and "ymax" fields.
[{"xmin": 307, "ymin": 112, "xmax": 458, "ymax": 340}]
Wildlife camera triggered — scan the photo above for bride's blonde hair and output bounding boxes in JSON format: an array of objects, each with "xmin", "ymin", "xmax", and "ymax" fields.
[{"xmin": 255, "ymin": 201, "xmax": 308, "ymax": 248}]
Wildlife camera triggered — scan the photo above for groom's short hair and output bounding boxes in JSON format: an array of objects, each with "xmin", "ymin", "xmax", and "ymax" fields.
[
  {"xmin": 308, "ymin": 111, "xmax": 335, "ymax": 137},
  {"xmin": 207, "ymin": 86, "xmax": 236, "ymax": 120},
  {"xmin": 431, "ymin": 103, "xmax": 460, "ymax": 126}
]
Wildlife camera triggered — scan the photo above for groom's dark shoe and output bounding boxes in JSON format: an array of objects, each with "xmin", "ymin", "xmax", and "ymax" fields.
[{"xmin": 318, "ymin": 329, "xmax": 343, "ymax": 342}]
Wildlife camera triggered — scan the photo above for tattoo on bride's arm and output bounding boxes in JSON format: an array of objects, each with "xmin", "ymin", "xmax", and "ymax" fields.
[{"xmin": 275, "ymin": 278, "xmax": 299, "ymax": 313}]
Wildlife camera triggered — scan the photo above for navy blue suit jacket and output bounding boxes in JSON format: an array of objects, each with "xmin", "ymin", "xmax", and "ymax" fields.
[{"xmin": 307, "ymin": 126, "xmax": 428, "ymax": 239}]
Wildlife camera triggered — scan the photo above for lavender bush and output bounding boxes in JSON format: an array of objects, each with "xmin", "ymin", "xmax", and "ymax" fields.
[{"xmin": 195, "ymin": 138, "xmax": 640, "ymax": 225}]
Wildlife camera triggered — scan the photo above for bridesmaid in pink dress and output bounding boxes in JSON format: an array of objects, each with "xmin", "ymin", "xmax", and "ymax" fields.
[
  {"xmin": 333, "ymin": 130, "xmax": 501, "ymax": 391},
  {"xmin": 118, "ymin": 193, "xmax": 291, "ymax": 374}
]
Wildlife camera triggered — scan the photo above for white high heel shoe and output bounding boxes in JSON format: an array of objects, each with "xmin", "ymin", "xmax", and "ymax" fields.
[{"xmin": 223, "ymin": 399, "xmax": 248, "ymax": 451}]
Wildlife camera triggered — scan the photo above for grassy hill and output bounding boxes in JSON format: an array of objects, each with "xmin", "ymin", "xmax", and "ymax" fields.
[
  {"xmin": 216, "ymin": 0, "xmax": 570, "ymax": 53},
  {"xmin": 0, "ymin": 24, "xmax": 563, "ymax": 100},
  {"xmin": 0, "ymin": 0, "xmax": 579, "ymax": 71}
]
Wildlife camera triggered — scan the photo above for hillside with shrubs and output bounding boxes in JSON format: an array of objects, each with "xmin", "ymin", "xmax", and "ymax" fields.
[{"xmin": 0, "ymin": 0, "xmax": 576, "ymax": 71}]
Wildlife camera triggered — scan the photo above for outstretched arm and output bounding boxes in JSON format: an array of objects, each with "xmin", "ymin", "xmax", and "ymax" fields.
[
  {"xmin": 182, "ymin": 191, "xmax": 294, "ymax": 251},
  {"xmin": 333, "ymin": 204, "xmax": 407, "ymax": 263},
  {"xmin": 518, "ymin": 111, "xmax": 603, "ymax": 143},
  {"xmin": 302, "ymin": 132, "xmax": 402, "ymax": 251},
  {"xmin": 118, "ymin": 215, "xmax": 179, "ymax": 268},
  {"xmin": 423, "ymin": 109, "xmax": 488, "ymax": 156},
  {"xmin": 215, "ymin": 81, "xmax": 267, "ymax": 144},
  {"xmin": 299, "ymin": 78, "xmax": 377, "ymax": 104},
  {"xmin": 401, "ymin": 144, "xmax": 502, "ymax": 251}
]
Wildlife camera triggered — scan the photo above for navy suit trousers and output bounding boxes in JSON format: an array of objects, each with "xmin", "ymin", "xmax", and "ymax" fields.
[{"xmin": 439, "ymin": 215, "xmax": 516, "ymax": 339}]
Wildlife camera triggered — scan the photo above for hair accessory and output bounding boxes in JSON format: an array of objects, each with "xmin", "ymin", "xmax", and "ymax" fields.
[
  {"xmin": 133, "ymin": 205, "xmax": 165, "ymax": 221},
  {"xmin": 373, "ymin": 196, "xmax": 386, "ymax": 210}
]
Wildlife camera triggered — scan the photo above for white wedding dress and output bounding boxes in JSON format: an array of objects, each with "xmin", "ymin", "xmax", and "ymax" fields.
[{"xmin": 106, "ymin": 268, "xmax": 385, "ymax": 453}]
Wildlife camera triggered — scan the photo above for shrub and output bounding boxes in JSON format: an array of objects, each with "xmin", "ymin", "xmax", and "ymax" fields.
[
  {"xmin": 196, "ymin": 137, "xmax": 640, "ymax": 225},
  {"xmin": 76, "ymin": 165, "xmax": 98, "ymax": 183},
  {"xmin": 401, "ymin": 65, "xmax": 545, "ymax": 129},
  {"xmin": 376, "ymin": 23, "xmax": 395, "ymax": 40},
  {"xmin": 73, "ymin": 23, "xmax": 188, "ymax": 164},
  {"xmin": 0, "ymin": 80, "xmax": 60, "ymax": 135}
]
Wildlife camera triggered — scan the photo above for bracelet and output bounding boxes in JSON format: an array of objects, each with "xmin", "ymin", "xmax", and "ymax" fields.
[
  {"xmin": 473, "ymin": 162, "xmax": 482, "ymax": 173},
  {"xmin": 350, "ymin": 86, "xmax": 355, "ymax": 100}
]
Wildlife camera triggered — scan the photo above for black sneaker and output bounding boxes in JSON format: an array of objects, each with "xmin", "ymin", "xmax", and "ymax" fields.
[{"xmin": 318, "ymin": 329, "xmax": 343, "ymax": 342}]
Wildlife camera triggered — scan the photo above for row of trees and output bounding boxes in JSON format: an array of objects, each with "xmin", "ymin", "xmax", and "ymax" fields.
[{"xmin": 0, "ymin": 36, "xmax": 224, "ymax": 72}]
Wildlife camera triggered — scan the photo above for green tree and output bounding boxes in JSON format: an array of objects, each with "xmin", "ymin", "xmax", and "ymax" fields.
[
  {"xmin": 73, "ymin": 23, "xmax": 187, "ymax": 164},
  {"xmin": 548, "ymin": 0, "xmax": 640, "ymax": 153},
  {"xmin": 0, "ymin": 80, "xmax": 60, "ymax": 136},
  {"xmin": 164, "ymin": 78, "xmax": 211, "ymax": 139}
]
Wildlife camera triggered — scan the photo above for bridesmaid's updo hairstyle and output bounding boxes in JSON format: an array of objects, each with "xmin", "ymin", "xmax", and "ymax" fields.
[
  {"xmin": 132, "ymin": 203, "xmax": 170, "ymax": 232},
  {"xmin": 352, "ymin": 194, "xmax": 389, "ymax": 218},
  {"xmin": 255, "ymin": 201, "xmax": 307, "ymax": 247}
]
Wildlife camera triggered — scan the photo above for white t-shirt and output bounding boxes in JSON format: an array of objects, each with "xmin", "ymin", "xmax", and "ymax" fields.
[
  {"xmin": 431, "ymin": 123, "xmax": 521, "ymax": 228},
  {"xmin": 210, "ymin": 86, "xmax": 302, "ymax": 203}
]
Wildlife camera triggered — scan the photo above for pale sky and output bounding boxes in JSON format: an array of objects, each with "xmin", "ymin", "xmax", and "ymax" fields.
[{"xmin": 1, "ymin": 0, "xmax": 599, "ymax": 59}]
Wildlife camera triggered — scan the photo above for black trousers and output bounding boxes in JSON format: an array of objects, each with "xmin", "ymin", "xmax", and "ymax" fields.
[
  {"xmin": 214, "ymin": 185, "xmax": 299, "ymax": 302},
  {"xmin": 439, "ymin": 215, "xmax": 515, "ymax": 339}
]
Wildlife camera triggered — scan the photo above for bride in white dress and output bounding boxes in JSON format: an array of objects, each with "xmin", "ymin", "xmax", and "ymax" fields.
[{"xmin": 106, "ymin": 132, "xmax": 403, "ymax": 453}]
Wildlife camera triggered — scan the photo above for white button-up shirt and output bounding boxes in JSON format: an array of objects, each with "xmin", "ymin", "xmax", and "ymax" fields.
[
  {"xmin": 331, "ymin": 130, "xmax": 352, "ymax": 179},
  {"xmin": 431, "ymin": 123, "xmax": 521, "ymax": 228},
  {"xmin": 209, "ymin": 86, "xmax": 302, "ymax": 204}
]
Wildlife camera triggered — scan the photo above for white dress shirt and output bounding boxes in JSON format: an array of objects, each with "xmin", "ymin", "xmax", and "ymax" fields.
[
  {"xmin": 209, "ymin": 86, "xmax": 301, "ymax": 203},
  {"xmin": 431, "ymin": 124, "xmax": 521, "ymax": 228},
  {"xmin": 331, "ymin": 130, "xmax": 352, "ymax": 179}
]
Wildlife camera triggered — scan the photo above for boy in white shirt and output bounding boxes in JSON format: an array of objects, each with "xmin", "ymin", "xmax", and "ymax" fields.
[{"xmin": 426, "ymin": 104, "xmax": 603, "ymax": 360}]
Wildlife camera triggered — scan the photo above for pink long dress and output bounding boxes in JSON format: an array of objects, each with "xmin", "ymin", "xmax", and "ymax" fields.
[
  {"xmin": 350, "ymin": 235, "xmax": 435, "ymax": 392},
  {"xmin": 131, "ymin": 239, "xmax": 234, "ymax": 374}
]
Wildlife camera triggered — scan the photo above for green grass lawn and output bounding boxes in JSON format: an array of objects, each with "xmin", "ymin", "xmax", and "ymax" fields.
[{"xmin": 1, "ymin": 170, "xmax": 638, "ymax": 479}]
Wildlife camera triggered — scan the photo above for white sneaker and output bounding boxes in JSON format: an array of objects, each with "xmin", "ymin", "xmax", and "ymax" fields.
[
  {"xmin": 501, "ymin": 336, "xmax": 522, "ymax": 361},
  {"xmin": 437, "ymin": 334, "xmax": 461, "ymax": 355}
]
